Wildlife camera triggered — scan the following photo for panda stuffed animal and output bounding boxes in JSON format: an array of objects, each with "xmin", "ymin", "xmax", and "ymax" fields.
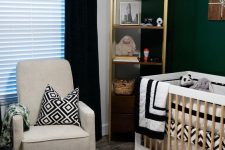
[{"xmin": 180, "ymin": 74, "xmax": 194, "ymax": 88}]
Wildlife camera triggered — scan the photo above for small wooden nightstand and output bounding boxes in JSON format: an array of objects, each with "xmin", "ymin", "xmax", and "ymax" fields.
[{"xmin": 111, "ymin": 94, "xmax": 135, "ymax": 134}]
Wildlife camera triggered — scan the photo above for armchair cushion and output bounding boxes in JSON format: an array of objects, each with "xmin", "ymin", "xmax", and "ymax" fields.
[
  {"xmin": 22, "ymin": 125, "xmax": 90, "ymax": 150},
  {"xmin": 35, "ymin": 84, "xmax": 80, "ymax": 126},
  {"xmin": 22, "ymin": 125, "xmax": 88, "ymax": 142}
]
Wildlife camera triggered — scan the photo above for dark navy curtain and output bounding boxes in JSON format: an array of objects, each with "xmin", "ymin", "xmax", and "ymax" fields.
[{"xmin": 65, "ymin": 0, "xmax": 102, "ymax": 140}]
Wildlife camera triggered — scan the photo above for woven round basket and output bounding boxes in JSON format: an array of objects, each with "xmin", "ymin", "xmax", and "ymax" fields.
[{"xmin": 113, "ymin": 79, "xmax": 135, "ymax": 95}]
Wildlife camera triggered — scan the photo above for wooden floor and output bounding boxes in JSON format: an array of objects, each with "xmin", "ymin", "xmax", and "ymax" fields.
[{"xmin": 96, "ymin": 136, "xmax": 134, "ymax": 150}]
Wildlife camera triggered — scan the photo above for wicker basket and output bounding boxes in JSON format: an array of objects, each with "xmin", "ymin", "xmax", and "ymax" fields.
[{"xmin": 113, "ymin": 79, "xmax": 135, "ymax": 95}]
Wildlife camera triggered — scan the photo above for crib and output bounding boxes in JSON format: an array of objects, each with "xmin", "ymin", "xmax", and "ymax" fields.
[{"xmin": 135, "ymin": 71, "xmax": 225, "ymax": 150}]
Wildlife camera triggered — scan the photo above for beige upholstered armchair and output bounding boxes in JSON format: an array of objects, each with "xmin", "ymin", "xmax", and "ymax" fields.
[{"xmin": 13, "ymin": 59, "xmax": 96, "ymax": 150}]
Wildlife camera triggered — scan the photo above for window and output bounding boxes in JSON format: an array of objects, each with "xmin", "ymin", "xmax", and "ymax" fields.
[{"xmin": 0, "ymin": 0, "xmax": 65, "ymax": 105}]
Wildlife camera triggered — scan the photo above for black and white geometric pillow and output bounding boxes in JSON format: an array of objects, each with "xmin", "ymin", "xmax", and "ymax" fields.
[{"xmin": 35, "ymin": 84, "xmax": 80, "ymax": 126}]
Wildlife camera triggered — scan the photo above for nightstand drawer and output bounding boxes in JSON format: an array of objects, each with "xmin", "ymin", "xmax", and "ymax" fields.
[
  {"xmin": 111, "ymin": 114, "xmax": 134, "ymax": 133},
  {"xmin": 111, "ymin": 95, "xmax": 135, "ymax": 113}
]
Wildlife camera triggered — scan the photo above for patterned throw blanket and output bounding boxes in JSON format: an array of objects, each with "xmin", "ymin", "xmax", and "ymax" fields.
[
  {"xmin": 135, "ymin": 77, "xmax": 170, "ymax": 140},
  {"xmin": 0, "ymin": 104, "xmax": 30, "ymax": 148},
  {"xmin": 167, "ymin": 119, "xmax": 225, "ymax": 150},
  {"xmin": 166, "ymin": 102, "xmax": 225, "ymax": 150}
]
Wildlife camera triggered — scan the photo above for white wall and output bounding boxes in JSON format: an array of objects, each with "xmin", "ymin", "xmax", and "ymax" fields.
[{"xmin": 97, "ymin": 0, "xmax": 110, "ymax": 136}]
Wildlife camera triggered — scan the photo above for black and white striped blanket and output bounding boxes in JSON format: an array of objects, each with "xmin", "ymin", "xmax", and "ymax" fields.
[{"xmin": 135, "ymin": 77, "xmax": 170, "ymax": 140}]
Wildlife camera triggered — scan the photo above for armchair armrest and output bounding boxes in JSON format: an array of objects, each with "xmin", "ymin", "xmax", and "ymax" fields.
[
  {"xmin": 78, "ymin": 101, "xmax": 96, "ymax": 150},
  {"xmin": 12, "ymin": 115, "xmax": 23, "ymax": 150}
]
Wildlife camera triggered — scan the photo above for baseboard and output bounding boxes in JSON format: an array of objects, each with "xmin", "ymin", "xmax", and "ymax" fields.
[{"xmin": 102, "ymin": 123, "xmax": 108, "ymax": 136}]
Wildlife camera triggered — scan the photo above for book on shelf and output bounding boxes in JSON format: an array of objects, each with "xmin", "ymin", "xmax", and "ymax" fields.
[{"xmin": 113, "ymin": 56, "xmax": 139, "ymax": 62}]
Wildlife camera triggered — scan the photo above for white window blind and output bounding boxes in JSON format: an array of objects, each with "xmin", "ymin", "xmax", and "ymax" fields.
[{"xmin": 0, "ymin": 0, "xmax": 65, "ymax": 105}]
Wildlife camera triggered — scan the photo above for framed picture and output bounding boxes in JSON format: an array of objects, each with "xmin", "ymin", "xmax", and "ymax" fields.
[
  {"xmin": 208, "ymin": 0, "xmax": 225, "ymax": 20},
  {"xmin": 120, "ymin": 2, "xmax": 140, "ymax": 25}
]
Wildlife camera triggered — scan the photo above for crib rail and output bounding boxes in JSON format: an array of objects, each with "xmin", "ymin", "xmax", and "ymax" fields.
[
  {"xmin": 141, "ymin": 135, "xmax": 165, "ymax": 150},
  {"xmin": 138, "ymin": 93, "xmax": 225, "ymax": 150}
]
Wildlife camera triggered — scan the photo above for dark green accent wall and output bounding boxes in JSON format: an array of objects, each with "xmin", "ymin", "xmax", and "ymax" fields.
[{"xmin": 167, "ymin": 0, "xmax": 225, "ymax": 76}]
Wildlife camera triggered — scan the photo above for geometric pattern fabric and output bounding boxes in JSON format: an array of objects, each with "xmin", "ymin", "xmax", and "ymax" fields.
[
  {"xmin": 35, "ymin": 85, "xmax": 80, "ymax": 126},
  {"xmin": 166, "ymin": 119, "xmax": 225, "ymax": 150}
]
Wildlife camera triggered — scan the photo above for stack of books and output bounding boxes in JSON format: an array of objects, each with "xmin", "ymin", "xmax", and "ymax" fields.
[{"xmin": 113, "ymin": 56, "xmax": 139, "ymax": 62}]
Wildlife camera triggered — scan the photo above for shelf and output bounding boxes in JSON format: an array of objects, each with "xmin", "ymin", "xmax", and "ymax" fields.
[
  {"xmin": 113, "ymin": 24, "xmax": 163, "ymax": 30},
  {"xmin": 113, "ymin": 56, "xmax": 139, "ymax": 62},
  {"xmin": 112, "ymin": 94, "xmax": 135, "ymax": 98},
  {"xmin": 113, "ymin": 61, "xmax": 162, "ymax": 66}
]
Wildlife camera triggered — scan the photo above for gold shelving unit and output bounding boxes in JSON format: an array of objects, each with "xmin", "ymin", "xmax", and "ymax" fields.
[{"xmin": 108, "ymin": 0, "xmax": 168, "ymax": 142}]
